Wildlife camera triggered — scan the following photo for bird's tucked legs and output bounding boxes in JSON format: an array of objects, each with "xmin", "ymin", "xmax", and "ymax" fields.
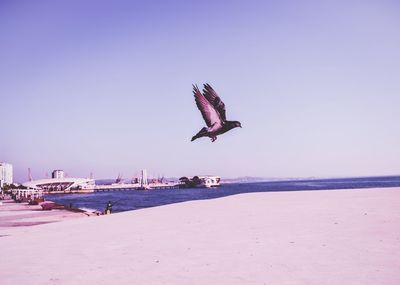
[{"xmin": 211, "ymin": 136, "xmax": 217, "ymax": 142}]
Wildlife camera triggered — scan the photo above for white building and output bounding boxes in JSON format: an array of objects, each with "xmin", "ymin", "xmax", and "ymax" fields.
[
  {"xmin": 0, "ymin": 162, "xmax": 13, "ymax": 185},
  {"xmin": 52, "ymin": 170, "xmax": 65, "ymax": 179},
  {"xmin": 23, "ymin": 177, "xmax": 95, "ymax": 193},
  {"xmin": 179, "ymin": 175, "xmax": 221, "ymax": 188}
]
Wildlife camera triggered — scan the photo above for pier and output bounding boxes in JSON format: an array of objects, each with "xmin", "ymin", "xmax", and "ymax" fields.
[
  {"xmin": 93, "ymin": 183, "xmax": 181, "ymax": 192},
  {"xmin": 94, "ymin": 169, "xmax": 180, "ymax": 191}
]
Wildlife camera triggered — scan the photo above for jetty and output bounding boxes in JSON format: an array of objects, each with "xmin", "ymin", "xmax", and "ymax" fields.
[
  {"xmin": 93, "ymin": 183, "xmax": 180, "ymax": 192},
  {"xmin": 93, "ymin": 169, "xmax": 181, "ymax": 191}
]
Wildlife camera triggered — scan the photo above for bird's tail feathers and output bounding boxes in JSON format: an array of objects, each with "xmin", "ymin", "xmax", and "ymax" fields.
[{"xmin": 191, "ymin": 127, "xmax": 207, "ymax": 142}]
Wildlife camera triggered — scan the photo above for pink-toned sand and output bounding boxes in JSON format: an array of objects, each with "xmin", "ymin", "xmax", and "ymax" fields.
[
  {"xmin": 0, "ymin": 200, "xmax": 88, "ymax": 230},
  {"xmin": 1, "ymin": 188, "xmax": 399, "ymax": 285}
]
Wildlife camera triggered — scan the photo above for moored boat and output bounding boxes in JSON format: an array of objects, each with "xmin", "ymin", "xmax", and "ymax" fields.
[{"xmin": 40, "ymin": 201, "xmax": 55, "ymax": 210}]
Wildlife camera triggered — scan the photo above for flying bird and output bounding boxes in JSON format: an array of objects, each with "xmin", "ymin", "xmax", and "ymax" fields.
[{"xmin": 191, "ymin": 83, "xmax": 242, "ymax": 142}]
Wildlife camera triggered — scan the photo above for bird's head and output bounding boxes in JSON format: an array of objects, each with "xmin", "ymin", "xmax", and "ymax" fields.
[{"xmin": 232, "ymin": 121, "xmax": 242, "ymax": 128}]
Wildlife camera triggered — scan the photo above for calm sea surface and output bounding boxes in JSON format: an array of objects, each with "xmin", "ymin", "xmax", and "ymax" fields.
[{"xmin": 47, "ymin": 176, "xmax": 400, "ymax": 213}]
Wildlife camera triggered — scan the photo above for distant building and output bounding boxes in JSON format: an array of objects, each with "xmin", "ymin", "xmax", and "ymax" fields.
[
  {"xmin": 23, "ymin": 177, "xmax": 95, "ymax": 193},
  {"xmin": 0, "ymin": 162, "xmax": 13, "ymax": 185},
  {"xmin": 52, "ymin": 170, "xmax": 65, "ymax": 179},
  {"xmin": 179, "ymin": 175, "xmax": 221, "ymax": 188}
]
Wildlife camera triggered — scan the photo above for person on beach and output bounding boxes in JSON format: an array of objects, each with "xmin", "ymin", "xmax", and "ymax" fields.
[{"xmin": 105, "ymin": 201, "xmax": 112, "ymax": 214}]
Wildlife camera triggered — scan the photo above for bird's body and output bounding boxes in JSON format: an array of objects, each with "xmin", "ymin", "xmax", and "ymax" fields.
[{"xmin": 191, "ymin": 84, "xmax": 241, "ymax": 142}]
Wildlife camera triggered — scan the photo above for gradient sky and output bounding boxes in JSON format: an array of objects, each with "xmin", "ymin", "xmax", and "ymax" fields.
[{"xmin": 1, "ymin": 0, "xmax": 399, "ymax": 182}]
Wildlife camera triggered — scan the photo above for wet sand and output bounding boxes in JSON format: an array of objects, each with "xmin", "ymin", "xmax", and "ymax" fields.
[
  {"xmin": 1, "ymin": 187, "xmax": 399, "ymax": 284},
  {"xmin": 0, "ymin": 200, "xmax": 90, "ymax": 234}
]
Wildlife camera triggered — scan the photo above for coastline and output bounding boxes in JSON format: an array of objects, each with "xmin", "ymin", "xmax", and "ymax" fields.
[
  {"xmin": 1, "ymin": 187, "xmax": 399, "ymax": 284},
  {"xmin": 0, "ymin": 199, "xmax": 95, "ymax": 235}
]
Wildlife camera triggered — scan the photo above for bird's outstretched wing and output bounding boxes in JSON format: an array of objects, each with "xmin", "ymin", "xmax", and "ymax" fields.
[
  {"xmin": 193, "ymin": 84, "xmax": 222, "ymax": 128},
  {"xmin": 203, "ymin": 83, "xmax": 226, "ymax": 122}
]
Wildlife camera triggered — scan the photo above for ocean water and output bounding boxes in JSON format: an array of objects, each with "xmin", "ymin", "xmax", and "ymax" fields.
[{"xmin": 47, "ymin": 176, "xmax": 400, "ymax": 213}]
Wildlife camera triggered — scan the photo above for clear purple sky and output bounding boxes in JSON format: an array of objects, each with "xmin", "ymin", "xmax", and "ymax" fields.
[{"xmin": 1, "ymin": 0, "xmax": 399, "ymax": 183}]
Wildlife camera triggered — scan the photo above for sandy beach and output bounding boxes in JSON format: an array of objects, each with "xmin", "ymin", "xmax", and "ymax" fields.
[
  {"xmin": 0, "ymin": 200, "xmax": 90, "ymax": 230},
  {"xmin": 1, "ymin": 187, "xmax": 399, "ymax": 285}
]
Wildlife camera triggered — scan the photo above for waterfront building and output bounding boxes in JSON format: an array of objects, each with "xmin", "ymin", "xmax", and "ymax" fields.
[
  {"xmin": 0, "ymin": 162, "xmax": 13, "ymax": 185},
  {"xmin": 23, "ymin": 177, "xmax": 95, "ymax": 193},
  {"xmin": 52, "ymin": 170, "xmax": 65, "ymax": 179},
  {"xmin": 138, "ymin": 169, "xmax": 149, "ymax": 189},
  {"xmin": 179, "ymin": 175, "xmax": 221, "ymax": 188}
]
